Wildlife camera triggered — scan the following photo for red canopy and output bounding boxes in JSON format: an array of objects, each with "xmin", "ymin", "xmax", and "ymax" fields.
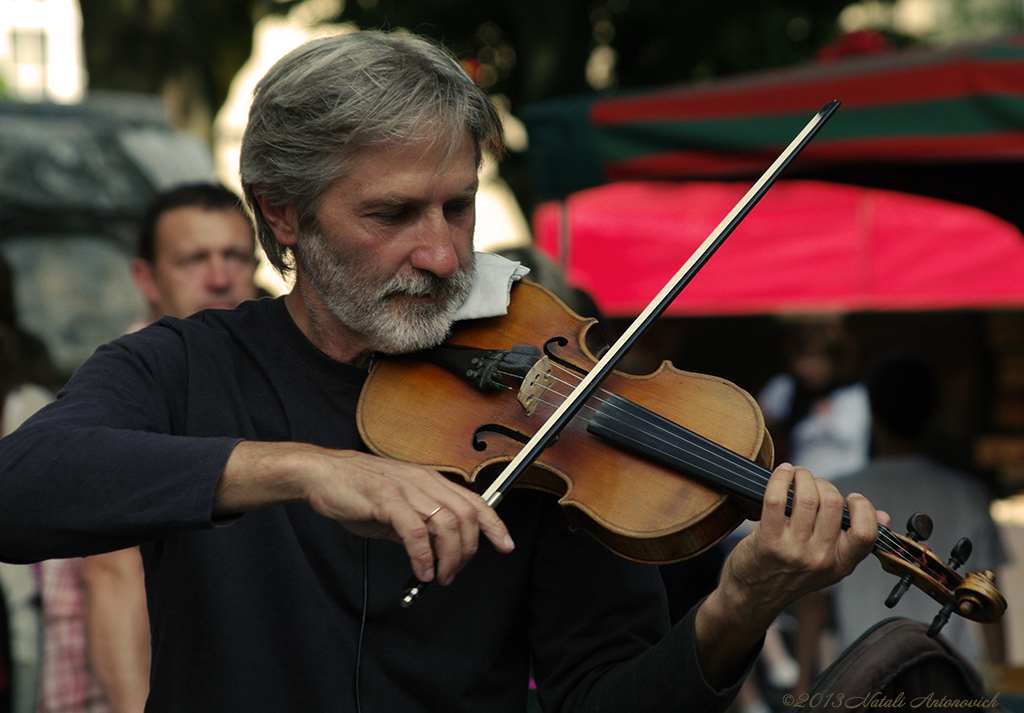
[{"xmin": 533, "ymin": 180, "xmax": 1024, "ymax": 317}]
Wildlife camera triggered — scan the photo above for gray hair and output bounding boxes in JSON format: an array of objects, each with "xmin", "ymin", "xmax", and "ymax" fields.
[{"xmin": 239, "ymin": 31, "xmax": 505, "ymax": 275}]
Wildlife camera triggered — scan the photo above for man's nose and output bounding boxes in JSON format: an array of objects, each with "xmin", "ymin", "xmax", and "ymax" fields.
[
  {"xmin": 205, "ymin": 257, "xmax": 234, "ymax": 291},
  {"xmin": 409, "ymin": 212, "xmax": 460, "ymax": 278}
]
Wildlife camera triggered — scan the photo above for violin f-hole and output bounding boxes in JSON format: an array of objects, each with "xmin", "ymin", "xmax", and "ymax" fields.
[
  {"xmin": 543, "ymin": 336, "xmax": 589, "ymax": 376},
  {"xmin": 472, "ymin": 424, "xmax": 558, "ymax": 451}
]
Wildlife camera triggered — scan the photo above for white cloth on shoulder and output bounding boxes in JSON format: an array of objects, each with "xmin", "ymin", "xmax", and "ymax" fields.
[{"xmin": 452, "ymin": 252, "xmax": 530, "ymax": 322}]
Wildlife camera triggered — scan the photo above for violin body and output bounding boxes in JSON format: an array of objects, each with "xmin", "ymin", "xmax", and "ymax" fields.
[{"xmin": 358, "ymin": 280, "xmax": 773, "ymax": 564}]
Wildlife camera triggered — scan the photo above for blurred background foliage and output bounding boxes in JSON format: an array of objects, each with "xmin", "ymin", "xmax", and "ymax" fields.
[{"xmin": 76, "ymin": 0, "xmax": 925, "ymax": 139}]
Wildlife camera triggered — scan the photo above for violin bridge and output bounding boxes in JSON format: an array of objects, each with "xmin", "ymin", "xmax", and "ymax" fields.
[{"xmin": 517, "ymin": 356, "xmax": 555, "ymax": 416}]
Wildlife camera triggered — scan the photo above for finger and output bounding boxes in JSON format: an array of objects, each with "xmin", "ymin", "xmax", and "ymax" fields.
[
  {"xmin": 467, "ymin": 491, "xmax": 515, "ymax": 554},
  {"xmin": 383, "ymin": 468, "xmax": 474, "ymax": 584},
  {"xmin": 760, "ymin": 463, "xmax": 796, "ymax": 540},
  {"xmin": 423, "ymin": 503, "xmax": 472, "ymax": 586},
  {"xmin": 406, "ymin": 471, "xmax": 514, "ymax": 585},
  {"xmin": 786, "ymin": 466, "xmax": 823, "ymax": 541},
  {"xmin": 809, "ymin": 477, "xmax": 846, "ymax": 544},
  {"xmin": 842, "ymin": 492, "xmax": 880, "ymax": 565},
  {"xmin": 425, "ymin": 489, "xmax": 515, "ymax": 585},
  {"xmin": 875, "ymin": 508, "xmax": 891, "ymax": 528},
  {"xmin": 387, "ymin": 498, "xmax": 443, "ymax": 583}
]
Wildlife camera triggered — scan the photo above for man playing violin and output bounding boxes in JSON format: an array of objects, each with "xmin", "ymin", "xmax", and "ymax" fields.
[{"xmin": 0, "ymin": 31, "xmax": 885, "ymax": 712}]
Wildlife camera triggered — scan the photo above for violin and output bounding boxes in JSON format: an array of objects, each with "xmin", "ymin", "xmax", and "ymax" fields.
[{"xmin": 358, "ymin": 279, "xmax": 1007, "ymax": 634}]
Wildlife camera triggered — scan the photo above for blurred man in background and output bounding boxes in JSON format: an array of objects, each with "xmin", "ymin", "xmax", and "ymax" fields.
[
  {"xmin": 794, "ymin": 352, "xmax": 1008, "ymax": 695},
  {"xmin": 36, "ymin": 183, "xmax": 259, "ymax": 713},
  {"xmin": 130, "ymin": 182, "xmax": 261, "ymax": 324}
]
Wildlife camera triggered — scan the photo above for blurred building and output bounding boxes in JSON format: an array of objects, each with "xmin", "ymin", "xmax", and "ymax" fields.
[{"xmin": 0, "ymin": 0, "xmax": 86, "ymax": 102}]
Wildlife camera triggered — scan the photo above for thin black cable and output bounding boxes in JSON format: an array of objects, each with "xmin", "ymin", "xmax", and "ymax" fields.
[{"xmin": 355, "ymin": 537, "xmax": 369, "ymax": 713}]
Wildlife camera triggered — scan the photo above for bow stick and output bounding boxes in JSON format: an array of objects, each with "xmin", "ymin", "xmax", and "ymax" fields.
[{"xmin": 401, "ymin": 100, "xmax": 841, "ymax": 607}]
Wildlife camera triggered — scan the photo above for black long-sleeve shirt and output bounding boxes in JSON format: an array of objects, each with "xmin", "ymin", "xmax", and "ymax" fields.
[{"xmin": 0, "ymin": 296, "xmax": 742, "ymax": 712}]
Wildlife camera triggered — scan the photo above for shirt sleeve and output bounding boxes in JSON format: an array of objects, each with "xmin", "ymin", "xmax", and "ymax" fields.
[{"xmin": 0, "ymin": 326, "xmax": 240, "ymax": 563}]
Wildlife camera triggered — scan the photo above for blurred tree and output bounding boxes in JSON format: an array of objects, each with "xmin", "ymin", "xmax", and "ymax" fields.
[
  {"xmin": 336, "ymin": 0, "xmax": 856, "ymax": 108},
  {"xmin": 609, "ymin": 0, "xmax": 854, "ymax": 86},
  {"xmin": 78, "ymin": 0, "xmax": 861, "ymax": 138},
  {"xmin": 78, "ymin": 0, "xmax": 260, "ymax": 139},
  {"xmin": 338, "ymin": 0, "xmax": 595, "ymax": 104}
]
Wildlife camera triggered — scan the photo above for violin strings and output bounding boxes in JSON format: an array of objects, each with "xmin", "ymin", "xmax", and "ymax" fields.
[
  {"xmin": 501, "ymin": 358, "xmax": 784, "ymax": 500},
  {"xmin": 491, "ymin": 357, "xmax": 942, "ymax": 579},
  {"xmin": 486, "ymin": 344, "xmax": 937, "ymax": 578},
  {"xmin": 500, "ymin": 358, "xmax": 787, "ymax": 503}
]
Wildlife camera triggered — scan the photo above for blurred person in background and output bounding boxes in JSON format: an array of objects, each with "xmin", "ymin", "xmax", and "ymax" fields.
[
  {"xmin": 735, "ymin": 319, "xmax": 871, "ymax": 712},
  {"xmin": 0, "ymin": 255, "xmax": 56, "ymax": 713},
  {"xmin": 129, "ymin": 182, "xmax": 261, "ymax": 325},
  {"xmin": 794, "ymin": 352, "xmax": 1008, "ymax": 695},
  {"xmin": 758, "ymin": 317, "xmax": 870, "ymax": 482},
  {"xmin": 0, "ymin": 255, "xmax": 55, "ymax": 437},
  {"xmin": 35, "ymin": 183, "xmax": 259, "ymax": 713},
  {"xmin": 0, "ymin": 258, "xmax": 57, "ymax": 398}
]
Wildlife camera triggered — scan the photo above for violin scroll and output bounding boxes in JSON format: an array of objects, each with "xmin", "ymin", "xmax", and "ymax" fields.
[
  {"xmin": 953, "ymin": 570, "xmax": 1005, "ymax": 623},
  {"xmin": 874, "ymin": 512, "xmax": 1006, "ymax": 637}
]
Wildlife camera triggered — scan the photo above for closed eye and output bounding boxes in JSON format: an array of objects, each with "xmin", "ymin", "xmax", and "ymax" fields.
[
  {"xmin": 444, "ymin": 199, "xmax": 474, "ymax": 218},
  {"xmin": 363, "ymin": 207, "xmax": 408, "ymax": 226}
]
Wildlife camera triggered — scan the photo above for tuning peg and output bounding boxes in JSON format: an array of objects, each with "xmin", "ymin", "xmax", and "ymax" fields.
[
  {"xmin": 929, "ymin": 602, "xmax": 955, "ymax": 637},
  {"xmin": 885, "ymin": 575, "xmax": 913, "ymax": 608},
  {"xmin": 948, "ymin": 537, "xmax": 972, "ymax": 568},
  {"xmin": 906, "ymin": 512, "xmax": 933, "ymax": 542},
  {"xmin": 885, "ymin": 513, "xmax": 934, "ymax": 608},
  {"xmin": 927, "ymin": 537, "xmax": 975, "ymax": 637}
]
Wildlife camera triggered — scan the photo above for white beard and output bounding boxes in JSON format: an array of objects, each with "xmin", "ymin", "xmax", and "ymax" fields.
[{"xmin": 296, "ymin": 227, "xmax": 475, "ymax": 354}]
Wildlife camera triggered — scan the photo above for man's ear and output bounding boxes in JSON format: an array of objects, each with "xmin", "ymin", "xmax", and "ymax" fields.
[
  {"xmin": 253, "ymin": 191, "xmax": 300, "ymax": 248},
  {"xmin": 130, "ymin": 258, "xmax": 163, "ymax": 308}
]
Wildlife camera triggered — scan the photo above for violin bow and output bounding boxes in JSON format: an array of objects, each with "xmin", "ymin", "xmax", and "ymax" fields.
[
  {"xmin": 482, "ymin": 99, "xmax": 841, "ymax": 506},
  {"xmin": 402, "ymin": 100, "xmax": 841, "ymax": 607}
]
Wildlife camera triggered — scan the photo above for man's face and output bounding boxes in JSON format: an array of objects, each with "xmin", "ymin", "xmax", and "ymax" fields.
[
  {"xmin": 293, "ymin": 131, "xmax": 479, "ymax": 355},
  {"xmin": 143, "ymin": 207, "xmax": 259, "ymax": 319}
]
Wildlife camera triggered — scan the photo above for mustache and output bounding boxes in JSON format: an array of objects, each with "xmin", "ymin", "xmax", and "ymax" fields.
[
  {"xmin": 379, "ymin": 266, "xmax": 473, "ymax": 302},
  {"xmin": 381, "ymin": 273, "xmax": 448, "ymax": 299}
]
